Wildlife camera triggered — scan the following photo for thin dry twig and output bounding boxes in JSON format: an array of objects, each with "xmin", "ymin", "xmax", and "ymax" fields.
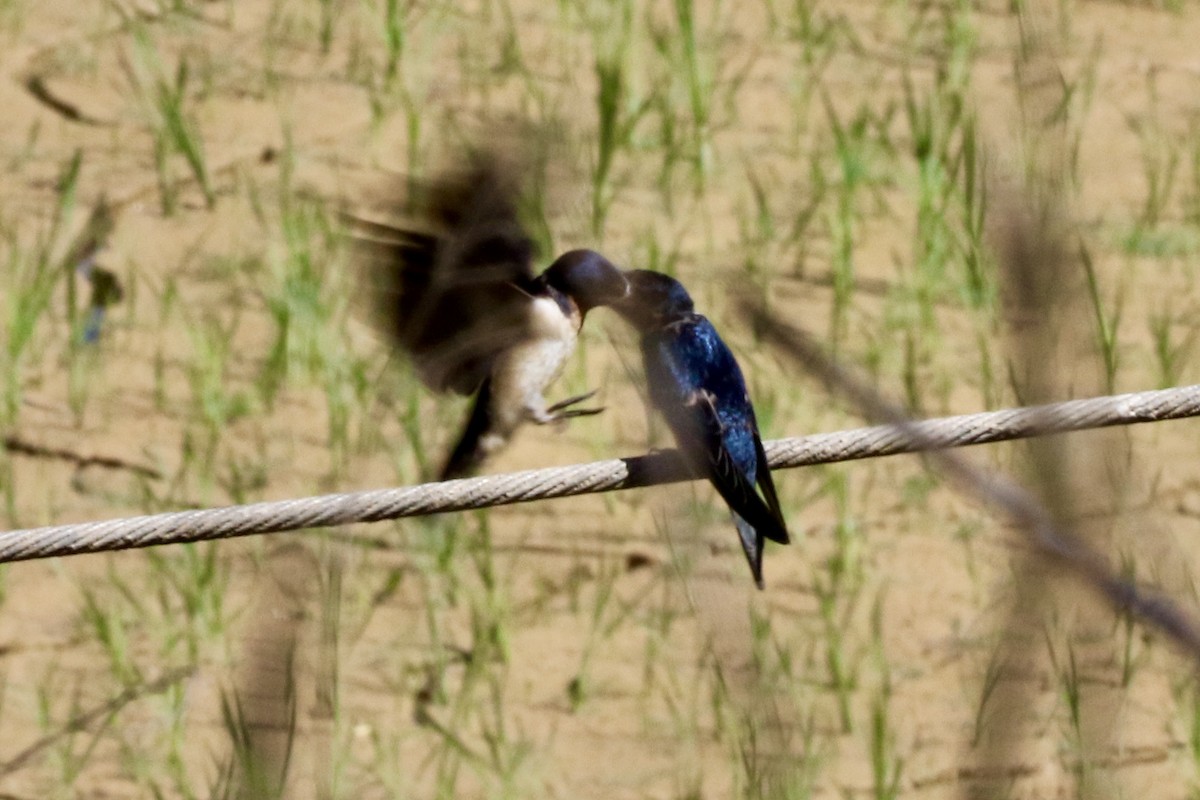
[{"xmin": 744, "ymin": 304, "xmax": 1200, "ymax": 664}]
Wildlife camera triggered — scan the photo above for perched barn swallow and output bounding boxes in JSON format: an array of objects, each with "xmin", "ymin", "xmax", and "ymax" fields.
[
  {"xmin": 614, "ymin": 270, "xmax": 789, "ymax": 588},
  {"xmin": 353, "ymin": 159, "xmax": 629, "ymax": 479}
]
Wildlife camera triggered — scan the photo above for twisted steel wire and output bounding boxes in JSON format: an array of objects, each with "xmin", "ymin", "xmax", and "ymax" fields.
[{"xmin": 1, "ymin": 384, "xmax": 1198, "ymax": 563}]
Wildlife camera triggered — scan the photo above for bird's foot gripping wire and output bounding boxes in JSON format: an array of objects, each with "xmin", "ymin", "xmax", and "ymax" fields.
[{"xmin": 541, "ymin": 390, "xmax": 604, "ymax": 422}]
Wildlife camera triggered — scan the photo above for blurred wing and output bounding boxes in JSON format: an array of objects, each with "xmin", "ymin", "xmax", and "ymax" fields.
[{"xmin": 351, "ymin": 159, "xmax": 539, "ymax": 395}]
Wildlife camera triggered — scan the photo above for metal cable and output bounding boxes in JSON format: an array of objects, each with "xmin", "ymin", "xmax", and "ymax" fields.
[{"xmin": 2, "ymin": 384, "xmax": 1199, "ymax": 563}]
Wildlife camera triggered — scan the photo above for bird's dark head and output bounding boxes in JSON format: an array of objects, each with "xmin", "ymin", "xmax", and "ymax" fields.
[
  {"xmin": 541, "ymin": 249, "xmax": 630, "ymax": 314},
  {"xmin": 612, "ymin": 269, "xmax": 695, "ymax": 330}
]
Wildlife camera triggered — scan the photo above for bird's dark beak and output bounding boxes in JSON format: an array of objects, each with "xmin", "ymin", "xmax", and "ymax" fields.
[
  {"xmin": 616, "ymin": 272, "xmax": 632, "ymax": 301},
  {"xmin": 595, "ymin": 269, "xmax": 632, "ymax": 309},
  {"xmin": 609, "ymin": 276, "xmax": 649, "ymax": 325}
]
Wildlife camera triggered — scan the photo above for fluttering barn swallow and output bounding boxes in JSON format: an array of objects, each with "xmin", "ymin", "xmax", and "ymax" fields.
[
  {"xmin": 614, "ymin": 270, "xmax": 789, "ymax": 589},
  {"xmin": 75, "ymin": 248, "xmax": 123, "ymax": 344},
  {"xmin": 63, "ymin": 197, "xmax": 121, "ymax": 343},
  {"xmin": 353, "ymin": 158, "xmax": 630, "ymax": 479}
]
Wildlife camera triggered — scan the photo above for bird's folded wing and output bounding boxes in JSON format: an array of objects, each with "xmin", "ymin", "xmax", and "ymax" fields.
[
  {"xmin": 685, "ymin": 391, "xmax": 791, "ymax": 546},
  {"xmin": 752, "ymin": 433, "xmax": 789, "ymax": 543}
]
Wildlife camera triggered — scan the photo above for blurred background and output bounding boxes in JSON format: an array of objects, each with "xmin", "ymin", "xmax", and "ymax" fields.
[{"xmin": 3, "ymin": 1, "xmax": 1200, "ymax": 797}]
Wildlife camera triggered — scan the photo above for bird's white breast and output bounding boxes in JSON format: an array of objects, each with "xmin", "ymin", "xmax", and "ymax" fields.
[{"xmin": 487, "ymin": 296, "xmax": 580, "ymax": 433}]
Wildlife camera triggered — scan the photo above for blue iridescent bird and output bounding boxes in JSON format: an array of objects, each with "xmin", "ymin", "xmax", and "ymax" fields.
[
  {"xmin": 352, "ymin": 158, "xmax": 629, "ymax": 479},
  {"xmin": 614, "ymin": 270, "xmax": 789, "ymax": 588}
]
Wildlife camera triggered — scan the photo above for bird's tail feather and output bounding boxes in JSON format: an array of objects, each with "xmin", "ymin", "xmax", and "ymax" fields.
[
  {"xmin": 439, "ymin": 379, "xmax": 495, "ymax": 480},
  {"xmin": 733, "ymin": 514, "xmax": 766, "ymax": 590}
]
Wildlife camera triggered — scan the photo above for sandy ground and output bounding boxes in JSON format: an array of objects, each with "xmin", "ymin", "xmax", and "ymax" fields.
[{"xmin": 5, "ymin": 1, "xmax": 1200, "ymax": 797}]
